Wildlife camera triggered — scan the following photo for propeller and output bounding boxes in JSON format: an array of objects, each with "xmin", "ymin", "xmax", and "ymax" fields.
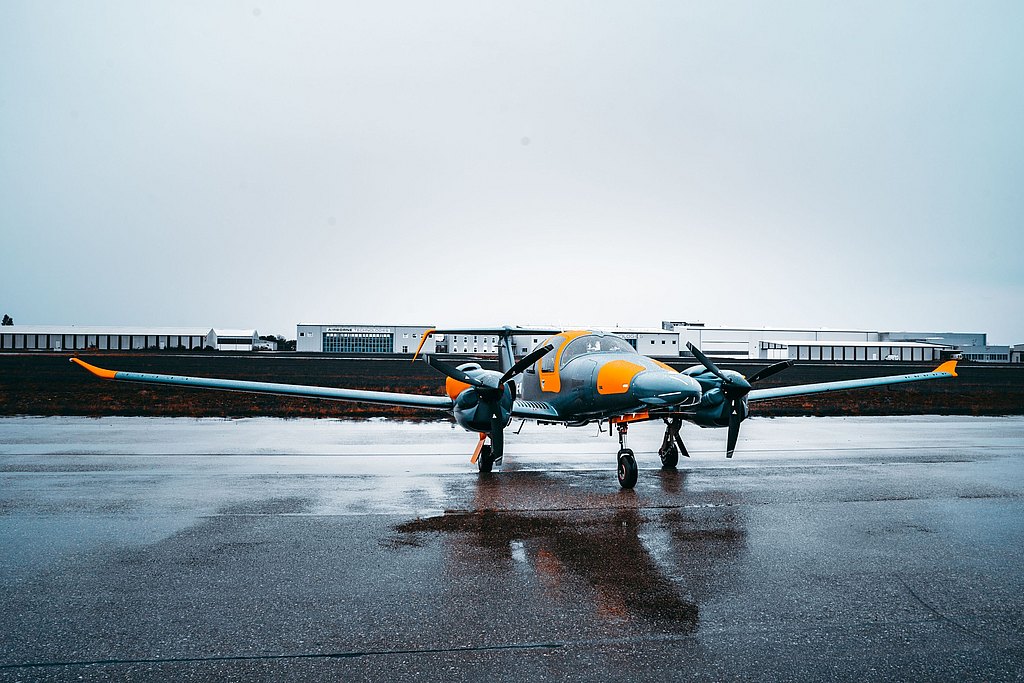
[
  {"xmin": 686, "ymin": 343, "xmax": 793, "ymax": 458},
  {"xmin": 424, "ymin": 344, "xmax": 554, "ymax": 462},
  {"xmin": 747, "ymin": 359, "xmax": 795, "ymax": 384}
]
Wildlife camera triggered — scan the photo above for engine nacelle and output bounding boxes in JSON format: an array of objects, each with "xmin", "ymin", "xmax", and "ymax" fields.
[
  {"xmin": 452, "ymin": 387, "xmax": 513, "ymax": 433},
  {"xmin": 691, "ymin": 390, "xmax": 749, "ymax": 428}
]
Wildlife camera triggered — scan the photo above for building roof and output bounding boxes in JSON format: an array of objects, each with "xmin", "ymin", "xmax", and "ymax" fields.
[
  {"xmin": 759, "ymin": 339, "xmax": 947, "ymax": 348},
  {"xmin": 213, "ymin": 329, "xmax": 257, "ymax": 338},
  {"xmin": 1, "ymin": 325, "xmax": 212, "ymax": 335}
]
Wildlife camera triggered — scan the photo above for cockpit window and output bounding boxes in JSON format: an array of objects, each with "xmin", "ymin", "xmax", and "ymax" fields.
[
  {"xmin": 540, "ymin": 336, "xmax": 565, "ymax": 372},
  {"xmin": 561, "ymin": 335, "xmax": 636, "ymax": 366}
]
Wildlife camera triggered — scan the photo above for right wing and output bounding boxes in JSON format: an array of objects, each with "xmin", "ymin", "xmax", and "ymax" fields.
[
  {"xmin": 748, "ymin": 360, "xmax": 958, "ymax": 402},
  {"xmin": 70, "ymin": 358, "xmax": 454, "ymax": 411}
]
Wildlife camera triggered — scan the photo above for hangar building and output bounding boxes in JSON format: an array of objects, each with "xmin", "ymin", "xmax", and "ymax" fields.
[
  {"xmin": 213, "ymin": 329, "xmax": 261, "ymax": 352},
  {"xmin": 0, "ymin": 326, "xmax": 268, "ymax": 352},
  {"xmin": 296, "ymin": 324, "xmax": 438, "ymax": 354},
  {"xmin": 0, "ymin": 326, "xmax": 215, "ymax": 351},
  {"xmin": 296, "ymin": 324, "xmax": 679, "ymax": 357},
  {"xmin": 661, "ymin": 322, "xmax": 964, "ymax": 363}
]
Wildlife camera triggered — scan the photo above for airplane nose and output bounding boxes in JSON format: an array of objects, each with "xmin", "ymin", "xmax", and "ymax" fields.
[{"xmin": 632, "ymin": 372, "xmax": 702, "ymax": 407}]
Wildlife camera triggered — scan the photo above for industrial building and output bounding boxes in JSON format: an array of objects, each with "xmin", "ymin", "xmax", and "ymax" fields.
[
  {"xmin": 0, "ymin": 326, "xmax": 265, "ymax": 352},
  {"xmin": 961, "ymin": 345, "xmax": 1011, "ymax": 363},
  {"xmin": 507, "ymin": 328, "xmax": 679, "ymax": 357},
  {"xmin": 296, "ymin": 324, "xmax": 438, "ymax": 354},
  {"xmin": 213, "ymin": 330, "xmax": 261, "ymax": 352},
  {"xmin": 296, "ymin": 324, "xmax": 681, "ymax": 357},
  {"xmin": 661, "ymin": 322, "xmax": 980, "ymax": 362},
  {"xmin": 0, "ymin": 326, "xmax": 215, "ymax": 351}
]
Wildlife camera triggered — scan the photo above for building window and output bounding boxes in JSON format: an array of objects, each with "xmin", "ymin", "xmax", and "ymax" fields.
[{"xmin": 322, "ymin": 332, "xmax": 393, "ymax": 353}]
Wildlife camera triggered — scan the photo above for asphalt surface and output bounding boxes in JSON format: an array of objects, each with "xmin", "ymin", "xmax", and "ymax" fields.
[{"xmin": 1, "ymin": 416, "xmax": 1023, "ymax": 682}]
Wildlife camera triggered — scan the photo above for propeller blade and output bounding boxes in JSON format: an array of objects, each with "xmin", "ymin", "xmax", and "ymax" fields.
[
  {"xmin": 747, "ymin": 360, "xmax": 795, "ymax": 384},
  {"xmin": 499, "ymin": 344, "xmax": 554, "ymax": 385},
  {"xmin": 686, "ymin": 342, "xmax": 727, "ymax": 381},
  {"xmin": 490, "ymin": 412, "xmax": 504, "ymax": 462},
  {"xmin": 425, "ymin": 355, "xmax": 489, "ymax": 389},
  {"xmin": 726, "ymin": 403, "xmax": 742, "ymax": 458}
]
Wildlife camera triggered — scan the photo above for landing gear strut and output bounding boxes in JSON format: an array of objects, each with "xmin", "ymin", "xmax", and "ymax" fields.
[
  {"xmin": 659, "ymin": 417, "xmax": 689, "ymax": 470},
  {"xmin": 616, "ymin": 423, "xmax": 638, "ymax": 490}
]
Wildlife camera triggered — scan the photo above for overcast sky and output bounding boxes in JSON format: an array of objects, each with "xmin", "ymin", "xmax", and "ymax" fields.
[{"xmin": 2, "ymin": 2, "xmax": 1022, "ymax": 343}]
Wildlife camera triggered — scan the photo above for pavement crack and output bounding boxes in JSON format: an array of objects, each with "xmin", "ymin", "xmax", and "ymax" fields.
[
  {"xmin": 895, "ymin": 573, "xmax": 988, "ymax": 642},
  {"xmin": 0, "ymin": 641, "xmax": 568, "ymax": 671}
]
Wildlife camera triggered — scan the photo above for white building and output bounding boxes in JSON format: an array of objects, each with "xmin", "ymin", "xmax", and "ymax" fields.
[
  {"xmin": 0, "ymin": 325, "xmax": 215, "ymax": 351},
  {"xmin": 506, "ymin": 328, "xmax": 678, "ymax": 358},
  {"xmin": 296, "ymin": 324, "xmax": 437, "ymax": 354},
  {"xmin": 213, "ymin": 329, "xmax": 261, "ymax": 352},
  {"xmin": 662, "ymin": 322, "xmax": 954, "ymax": 362},
  {"xmin": 961, "ymin": 345, "xmax": 1011, "ymax": 363}
]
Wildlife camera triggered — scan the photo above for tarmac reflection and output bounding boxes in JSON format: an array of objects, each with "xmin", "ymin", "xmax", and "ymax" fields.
[{"xmin": 396, "ymin": 473, "xmax": 745, "ymax": 633}]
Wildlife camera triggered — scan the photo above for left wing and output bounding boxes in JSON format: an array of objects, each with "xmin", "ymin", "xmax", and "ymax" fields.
[
  {"xmin": 70, "ymin": 358, "xmax": 454, "ymax": 411},
  {"xmin": 748, "ymin": 360, "xmax": 958, "ymax": 402}
]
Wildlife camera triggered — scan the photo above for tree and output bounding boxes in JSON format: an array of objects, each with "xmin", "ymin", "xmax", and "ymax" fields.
[{"xmin": 1, "ymin": 314, "xmax": 12, "ymax": 326}]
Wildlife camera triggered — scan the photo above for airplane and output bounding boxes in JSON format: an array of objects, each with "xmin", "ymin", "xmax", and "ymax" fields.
[{"xmin": 70, "ymin": 326, "xmax": 959, "ymax": 489}]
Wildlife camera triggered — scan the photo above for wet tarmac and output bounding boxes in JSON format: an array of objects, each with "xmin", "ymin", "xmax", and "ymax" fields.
[{"xmin": 1, "ymin": 416, "xmax": 1023, "ymax": 681}]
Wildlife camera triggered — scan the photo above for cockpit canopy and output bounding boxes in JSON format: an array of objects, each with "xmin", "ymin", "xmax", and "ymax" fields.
[{"xmin": 534, "ymin": 332, "xmax": 638, "ymax": 373}]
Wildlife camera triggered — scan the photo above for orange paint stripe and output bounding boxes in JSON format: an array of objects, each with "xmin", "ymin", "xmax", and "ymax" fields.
[{"xmin": 611, "ymin": 412, "xmax": 650, "ymax": 424}]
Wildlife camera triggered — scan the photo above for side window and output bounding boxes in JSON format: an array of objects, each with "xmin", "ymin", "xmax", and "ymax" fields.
[{"xmin": 541, "ymin": 336, "xmax": 564, "ymax": 373}]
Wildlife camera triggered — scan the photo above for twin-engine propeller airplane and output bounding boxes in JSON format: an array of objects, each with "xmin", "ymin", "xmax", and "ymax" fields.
[{"xmin": 70, "ymin": 326, "xmax": 959, "ymax": 489}]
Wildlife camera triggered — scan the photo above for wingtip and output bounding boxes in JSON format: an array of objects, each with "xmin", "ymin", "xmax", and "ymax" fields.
[
  {"xmin": 69, "ymin": 357, "xmax": 118, "ymax": 379},
  {"xmin": 934, "ymin": 359, "xmax": 958, "ymax": 377},
  {"xmin": 411, "ymin": 328, "xmax": 436, "ymax": 363}
]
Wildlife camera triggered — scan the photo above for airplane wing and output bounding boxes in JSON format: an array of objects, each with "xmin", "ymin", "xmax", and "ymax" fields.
[
  {"xmin": 69, "ymin": 358, "xmax": 454, "ymax": 411},
  {"xmin": 748, "ymin": 360, "xmax": 958, "ymax": 402}
]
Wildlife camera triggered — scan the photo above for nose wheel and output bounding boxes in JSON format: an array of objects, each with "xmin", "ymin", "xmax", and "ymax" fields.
[
  {"xmin": 615, "ymin": 423, "xmax": 638, "ymax": 489},
  {"xmin": 617, "ymin": 448, "xmax": 637, "ymax": 489}
]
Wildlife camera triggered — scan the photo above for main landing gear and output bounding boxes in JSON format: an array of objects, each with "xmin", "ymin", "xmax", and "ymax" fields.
[
  {"xmin": 473, "ymin": 433, "xmax": 499, "ymax": 473},
  {"xmin": 658, "ymin": 417, "xmax": 689, "ymax": 470},
  {"xmin": 478, "ymin": 444, "xmax": 495, "ymax": 473},
  {"xmin": 616, "ymin": 423, "xmax": 638, "ymax": 490}
]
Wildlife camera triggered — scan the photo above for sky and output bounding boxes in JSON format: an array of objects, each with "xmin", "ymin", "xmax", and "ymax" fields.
[{"xmin": 2, "ymin": 2, "xmax": 1022, "ymax": 343}]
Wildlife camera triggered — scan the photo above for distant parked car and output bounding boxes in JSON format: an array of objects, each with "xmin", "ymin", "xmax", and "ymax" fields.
[{"xmin": 883, "ymin": 354, "xmax": 900, "ymax": 361}]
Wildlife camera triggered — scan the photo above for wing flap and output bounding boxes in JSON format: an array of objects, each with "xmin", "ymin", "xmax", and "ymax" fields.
[
  {"xmin": 748, "ymin": 360, "xmax": 958, "ymax": 402},
  {"xmin": 70, "ymin": 358, "xmax": 453, "ymax": 410}
]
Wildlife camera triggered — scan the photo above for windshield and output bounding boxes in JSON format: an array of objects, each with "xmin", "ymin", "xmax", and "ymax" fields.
[{"xmin": 561, "ymin": 335, "xmax": 636, "ymax": 366}]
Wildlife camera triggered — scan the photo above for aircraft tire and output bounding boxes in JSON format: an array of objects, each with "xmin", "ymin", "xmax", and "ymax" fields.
[
  {"xmin": 617, "ymin": 449, "xmax": 638, "ymax": 489},
  {"xmin": 478, "ymin": 445, "xmax": 494, "ymax": 473},
  {"xmin": 659, "ymin": 444, "xmax": 679, "ymax": 470}
]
